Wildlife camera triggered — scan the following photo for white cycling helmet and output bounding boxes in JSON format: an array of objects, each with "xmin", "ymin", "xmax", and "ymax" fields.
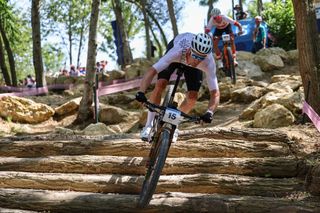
[
  {"xmin": 191, "ymin": 33, "xmax": 212, "ymax": 55},
  {"xmin": 211, "ymin": 8, "xmax": 221, "ymax": 16},
  {"xmin": 255, "ymin": 16, "xmax": 262, "ymax": 21}
]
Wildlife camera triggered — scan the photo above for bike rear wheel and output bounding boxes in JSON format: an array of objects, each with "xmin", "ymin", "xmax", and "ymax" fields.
[
  {"xmin": 138, "ymin": 128, "xmax": 171, "ymax": 208},
  {"xmin": 226, "ymin": 47, "xmax": 236, "ymax": 84}
]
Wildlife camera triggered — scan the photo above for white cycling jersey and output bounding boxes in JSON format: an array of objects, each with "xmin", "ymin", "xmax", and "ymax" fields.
[
  {"xmin": 206, "ymin": 14, "xmax": 236, "ymax": 30},
  {"xmin": 152, "ymin": 32, "xmax": 218, "ymax": 91}
]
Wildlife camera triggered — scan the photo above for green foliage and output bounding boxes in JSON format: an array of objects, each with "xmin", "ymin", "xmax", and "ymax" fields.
[
  {"xmin": 262, "ymin": 0, "xmax": 296, "ymax": 50},
  {"xmin": 42, "ymin": 43, "xmax": 66, "ymax": 75}
]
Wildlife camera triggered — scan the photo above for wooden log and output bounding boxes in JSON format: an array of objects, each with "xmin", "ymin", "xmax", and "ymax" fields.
[
  {"xmin": 0, "ymin": 138, "xmax": 292, "ymax": 158},
  {"xmin": 180, "ymin": 127, "xmax": 292, "ymax": 142},
  {"xmin": 0, "ymin": 208, "xmax": 37, "ymax": 213},
  {"xmin": 0, "ymin": 156, "xmax": 299, "ymax": 178},
  {"xmin": 0, "ymin": 189, "xmax": 319, "ymax": 213},
  {"xmin": 0, "ymin": 171, "xmax": 303, "ymax": 197},
  {"xmin": 3, "ymin": 127, "xmax": 291, "ymax": 143}
]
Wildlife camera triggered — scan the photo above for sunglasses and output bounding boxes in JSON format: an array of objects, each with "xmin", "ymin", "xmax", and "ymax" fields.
[
  {"xmin": 191, "ymin": 51, "xmax": 206, "ymax": 61},
  {"xmin": 213, "ymin": 15, "xmax": 221, "ymax": 20}
]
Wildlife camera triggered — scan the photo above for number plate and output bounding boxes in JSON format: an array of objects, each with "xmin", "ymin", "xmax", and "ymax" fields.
[
  {"xmin": 162, "ymin": 108, "xmax": 181, "ymax": 126},
  {"xmin": 222, "ymin": 34, "xmax": 230, "ymax": 41}
]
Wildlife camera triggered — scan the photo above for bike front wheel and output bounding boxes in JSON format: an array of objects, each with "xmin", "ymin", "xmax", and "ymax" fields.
[{"xmin": 138, "ymin": 128, "xmax": 171, "ymax": 208}]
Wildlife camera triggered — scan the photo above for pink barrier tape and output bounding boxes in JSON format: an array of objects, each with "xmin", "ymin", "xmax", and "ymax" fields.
[
  {"xmin": 0, "ymin": 72, "xmax": 185, "ymax": 98},
  {"xmin": 0, "ymin": 87, "xmax": 49, "ymax": 98},
  {"xmin": 302, "ymin": 101, "xmax": 320, "ymax": 132},
  {"xmin": 0, "ymin": 84, "xmax": 72, "ymax": 98}
]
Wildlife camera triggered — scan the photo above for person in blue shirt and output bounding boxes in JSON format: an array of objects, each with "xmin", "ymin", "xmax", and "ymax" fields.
[{"xmin": 251, "ymin": 16, "xmax": 266, "ymax": 53}]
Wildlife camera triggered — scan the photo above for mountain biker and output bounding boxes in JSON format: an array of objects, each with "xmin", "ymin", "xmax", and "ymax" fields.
[
  {"xmin": 135, "ymin": 32, "xmax": 220, "ymax": 142},
  {"xmin": 251, "ymin": 15, "xmax": 266, "ymax": 53},
  {"xmin": 205, "ymin": 8, "xmax": 243, "ymax": 68}
]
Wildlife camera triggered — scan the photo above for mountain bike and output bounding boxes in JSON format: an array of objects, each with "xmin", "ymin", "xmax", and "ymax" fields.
[
  {"xmin": 216, "ymin": 32, "xmax": 242, "ymax": 85},
  {"xmin": 137, "ymin": 62, "xmax": 202, "ymax": 208}
]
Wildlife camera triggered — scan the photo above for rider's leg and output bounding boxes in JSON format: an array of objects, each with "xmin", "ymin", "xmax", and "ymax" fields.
[
  {"xmin": 179, "ymin": 91, "xmax": 198, "ymax": 113},
  {"xmin": 180, "ymin": 67, "xmax": 202, "ymax": 113}
]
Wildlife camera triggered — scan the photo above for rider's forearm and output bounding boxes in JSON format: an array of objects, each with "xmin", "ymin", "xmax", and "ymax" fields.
[
  {"xmin": 207, "ymin": 89, "xmax": 220, "ymax": 112},
  {"xmin": 140, "ymin": 67, "xmax": 157, "ymax": 93}
]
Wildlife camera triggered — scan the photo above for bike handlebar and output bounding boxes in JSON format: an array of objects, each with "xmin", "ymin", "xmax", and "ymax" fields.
[{"xmin": 142, "ymin": 101, "xmax": 202, "ymax": 124}]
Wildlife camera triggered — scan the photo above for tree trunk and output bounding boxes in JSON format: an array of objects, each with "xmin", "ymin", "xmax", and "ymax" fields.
[
  {"xmin": 150, "ymin": 27, "xmax": 163, "ymax": 56},
  {"xmin": 76, "ymin": 19, "xmax": 86, "ymax": 68},
  {"xmin": 0, "ymin": 37, "xmax": 11, "ymax": 86},
  {"xmin": 76, "ymin": 0, "xmax": 101, "ymax": 122},
  {"xmin": 68, "ymin": 14, "xmax": 73, "ymax": 66},
  {"xmin": 31, "ymin": 0, "xmax": 45, "ymax": 88},
  {"xmin": 141, "ymin": 0, "xmax": 151, "ymax": 59},
  {"xmin": 146, "ymin": 9, "xmax": 168, "ymax": 46},
  {"xmin": 166, "ymin": 0, "xmax": 178, "ymax": 37},
  {"xmin": 0, "ymin": 24, "xmax": 17, "ymax": 86},
  {"xmin": 292, "ymin": 0, "xmax": 320, "ymax": 115},
  {"xmin": 112, "ymin": 0, "xmax": 133, "ymax": 69},
  {"xmin": 258, "ymin": 0, "xmax": 264, "ymax": 15}
]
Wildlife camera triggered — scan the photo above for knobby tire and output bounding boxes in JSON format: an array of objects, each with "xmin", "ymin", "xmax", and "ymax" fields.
[
  {"xmin": 226, "ymin": 47, "xmax": 236, "ymax": 84},
  {"xmin": 138, "ymin": 128, "xmax": 171, "ymax": 208}
]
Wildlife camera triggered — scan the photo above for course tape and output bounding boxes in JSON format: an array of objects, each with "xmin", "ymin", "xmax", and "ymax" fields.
[
  {"xmin": 302, "ymin": 101, "xmax": 320, "ymax": 132},
  {"xmin": 0, "ymin": 73, "xmax": 182, "ymax": 98}
]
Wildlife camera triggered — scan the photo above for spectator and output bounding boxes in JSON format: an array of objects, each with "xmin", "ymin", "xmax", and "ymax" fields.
[
  {"xmin": 26, "ymin": 75, "xmax": 35, "ymax": 88},
  {"xmin": 69, "ymin": 65, "xmax": 79, "ymax": 77},
  {"xmin": 234, "ymin": 4, "xmax": 248, "ymax": 20},
  {"xmin": 251, "ymin": 16, "xmax": 266, "ymax": 53}
]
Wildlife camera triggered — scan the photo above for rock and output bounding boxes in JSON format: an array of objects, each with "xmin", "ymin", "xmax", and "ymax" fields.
[
  {"xmin": 54, "ymin": 97, "xmax": 81, "ymax": 116},
  {"xmin": 237, "ymin": 51, "xmax": 255, "ymax": 61},
  {"xmin": 0, "ymin": 96, "xmax": 54, "ymax": 124},
  {"xmin": 253, "ymin": 104, "xmax": 295, "ymax": 128},
  {"xmin": 253, "ymin": 55, "xmax": 284, "ymax": 72},
  {"xmin": 271, "ymin": 74, "xmax": 302, "ymax": 84},
  {"xmin": 239, "ymin": 98, "xmax": 263, "ymax": 120},
  {"xmin": 236, "ymin": 61, "xmax": 265, "ymax": 80},
  {"xmin": 286, "ymin": 49, "xmax": 299, "ymax": 64},
  {"xmin": 231, "ymin": 86, "xmax": 267, "ymax": 103},
  {"xmin": 98, "ymin": 105, "xmax": 129, "ymax": 124},
  {"xmin": 256, "ymin": 47, "xmax": 289, "ymax": 62},
  {"xmin": 306, "ymin": 164, "xmax": 320, "ymax": 196},
  {"xmin": 82, "ymin": 122, "xmax": 119, "ymax": 135},
  {"xmin": 267, "ymin": 79, "xmax": 301, "ymax": 93}
]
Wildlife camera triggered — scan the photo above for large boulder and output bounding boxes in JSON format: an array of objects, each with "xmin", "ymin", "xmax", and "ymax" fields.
[
  {"xmin": 236, "ymin": 61, "xmax": 265, "ymax": 80},
  {"xmin": 231, "ymin": 86, "xmax": 267, "ymax": 103},
  {"xmin": 54, "ymin": 97, "xmax": 81, "ymax": 116},
  {"xmin": 256, "ymin": 47, "xmax": 289, "ymax": 62},
  {"xmin": 253, "ymin": 55, "xmax": 284, "ymax": 72},
  {"xmin": 253, "ymin": 103, "xmax": 295, "ymax": 128},
  {"xmin": 98, "ymin": 105, "xmax": 129, "ymax": 124},
  {"xmin": 0, "ymin": 96, "xmax": 54, "ymax": 124}
]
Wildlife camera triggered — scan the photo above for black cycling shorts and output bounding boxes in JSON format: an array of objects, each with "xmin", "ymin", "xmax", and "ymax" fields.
[
  {"xmin": 157, "ymin": 39, "xmax": 203, "ymax": 92},
  {"xmin": 213, "ymin": 24, "xmax": 233, "ymax": 37}
]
